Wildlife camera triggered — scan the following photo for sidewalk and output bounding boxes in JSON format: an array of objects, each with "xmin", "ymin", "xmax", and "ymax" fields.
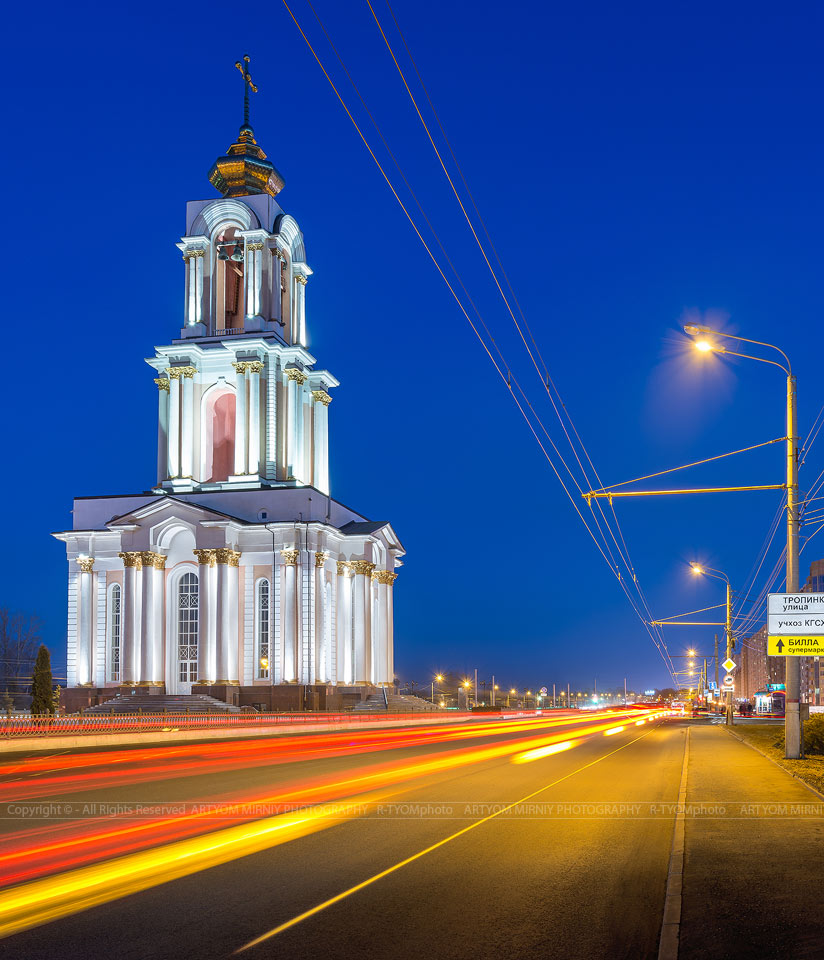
[{"xmin": 679, "ymin": 724, "xmax": 824, "ymax": 960}]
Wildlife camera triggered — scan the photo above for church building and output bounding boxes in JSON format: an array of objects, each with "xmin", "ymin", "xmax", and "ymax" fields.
[{"xmin": 55, "ymin": 60, "xmax": 404, "ymax": 712}]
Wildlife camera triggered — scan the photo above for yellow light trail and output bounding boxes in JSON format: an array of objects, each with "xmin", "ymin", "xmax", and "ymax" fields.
[
  {"xmin": 511, "ymin": 740, "xmax": 578, "ymax": 764},
  {"xmin": 0, "ymin": 798, "xmax": 376, "ymax": 940}
]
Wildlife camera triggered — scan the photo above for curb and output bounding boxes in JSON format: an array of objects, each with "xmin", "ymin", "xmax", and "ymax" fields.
[{"xmin": 723, "ymin": 726, "xmax": 824, "ymax": 802}]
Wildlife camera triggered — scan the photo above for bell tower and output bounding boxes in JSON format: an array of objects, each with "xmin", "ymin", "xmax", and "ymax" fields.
[{"xmin": 146, "ymin": 56, "xmax": 337, "ymax": 494}]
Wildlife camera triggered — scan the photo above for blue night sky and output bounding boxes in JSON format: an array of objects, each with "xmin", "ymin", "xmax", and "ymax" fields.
[{"xmin": 3, "ymin": 1, "xmax": 823, "ymax": 694}]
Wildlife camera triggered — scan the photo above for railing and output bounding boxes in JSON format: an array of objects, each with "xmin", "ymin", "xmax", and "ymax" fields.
[
  {"xmin": 0, "ymin": 711, "xmax": 476, "ymax": 740},
  {"xmin": 216, "ymin": 326, "xmax": 245, "ymax": 336}
]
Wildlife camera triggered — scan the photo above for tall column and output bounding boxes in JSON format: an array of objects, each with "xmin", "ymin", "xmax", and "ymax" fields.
[
  {"xmin": 136, "ymin": 552, "xmax": 166, "ymax": 685},
  {"xmin": 386, "ymin": 571, "xmax": 396, "ymax": 687},
  {"xmin": 311, "ymin": 391, "xmax": 331, "ymax": 494},
  {"xmin": 180, "ymin": 366, "xmax": 197, "ymax": 479},
  {"xmin": 214, "ymin": 549, "xmax": 241, "ymax": 684},
  {"xmin": 167, "ymin": 369, "xmax": 181, "ymax": 479},
  {"xmin": 351, "ymin": 561, "xmax": 374, "ymax": 684},
  {"xmin": 314, "ymin": 553, "xmax": 328, "ymax": 682},
  {"xmin": 233, "ymin": 361, "xmax": 248, "ymax": 475},
  {"xmin": 295, "ymin": 274, "xmax": 307, "ymax": 346},
  {"xmin": 248, "ymin": 361, "xmax": 263, "ymax": 477},
  {"xmin": 227, "ymin": 554, "xmax": 240, "ymax": 684},
  {"xmin": 281, "ymin": 549, "xmax": 299, "ymax": 682},
  {"xmin": 118, "ymin": 552, "xmax": 143, "ymax": 685},
  {"xmin": 155, "ymin": 378, "xmax": 169, "ymax": 483},
  {"xmin": 194, "ymin": 550, "xmax": 216, "ymax": 683},
  {"xmin": 336, "ymin": 561, "xmax": 352, "ymax": 684},
  {"xmin": 285, "ymin": 368, "xmax": 306, "ymax": 479},
  {"xmin": 150, "ymin": 554, "xmax": 165, "ymax": 685},
  {"xmin": 246, "ymin": 242, "xmax": 264, "ymax": 317},
  {"xmin": 195, "ymin": 250, "xmax": 205, "ymax": 325},
  {"xmin": 372, "ymin": 571, "xmax": 393, "ymax": 686},
  {"xmin": 76, "ymin": 557, "xmax": 95, "ymax": 686}
]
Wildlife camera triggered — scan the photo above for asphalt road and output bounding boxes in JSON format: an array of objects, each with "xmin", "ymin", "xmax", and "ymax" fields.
[{"xmin": 0, "ymin": 714, "xmax": 686, "ymax": 960}]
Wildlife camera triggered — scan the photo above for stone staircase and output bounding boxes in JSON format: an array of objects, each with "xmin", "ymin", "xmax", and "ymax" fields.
[
  {"xmin": 83, "ymin": 694, "xmax": 241, "ymax": 715},
  {"xmin": 352, "ymin": 691, "xmax": 440, "ymax": 713}
]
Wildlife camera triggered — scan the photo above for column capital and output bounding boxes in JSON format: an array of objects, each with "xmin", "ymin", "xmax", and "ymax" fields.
[
  {"xmin": 285, "ymin": 367, "xmax": 307, "ymax": 385},
  {"xmin": 336, "ymin": 560, "xmax": 352, "ymax": 577},
  {"xmin": 119, "ymin": 551, "xmax": 143, "ymax": 569},
  {"xmin": 167, "ymin": 366, "xmax": 197, "ymax": 380},
  {"xmin": 215, "ymin": 548, "xmax": 241, "ymax": 567},
  {"xmin": 182, "ymin": 248, "xmax": 206, "ymax": 261},
  {"xmin": 248, "ymin": 360, "xmax": 265, "ymax": 374},
  {"xmin": 154, "ymin": 377, "xmax": 170, "ymax": 392},
  {"xmin": 351, "ymin": 560, "xmax": 375, "ymax": 577},
  {"xmin": 372, "ymin": 570, "xmax": 398, "ymax": 585},
  {"xmin": 295, "ymin": 274, "xmax": 308, "ymax": 286},
  {"xmin": 315, "ymin": 551, "xmax": 328, "ymax": 568},
  {"xmin": 138, "ymin": 551, "xmax": 166, "ymax": 570},
  {"xmin": 311, "ymin": 389, "xmax": 332, "ymax": 406},
  {"xmin": 76, "ymin": 557, "xmax": 95, "ymax": 573},
  {"xmin": 193, "ymin": 548, "xmax": 217, "ymax": 567},
  {"xmin": 281, "ymin": 549, "xmax": 300, "ymax": 566},
  {"xmin": 246, "ymin": 241, "xmax": 265, "ymax": 251},
  {"xmin": 232, "ymin": 361, "xmax": 250, "ymax": 374}
]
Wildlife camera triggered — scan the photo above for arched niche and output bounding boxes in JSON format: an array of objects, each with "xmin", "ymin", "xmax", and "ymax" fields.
[{"xmin": 201, "ymin": 382, "xmax": 236, "ymax": 483}]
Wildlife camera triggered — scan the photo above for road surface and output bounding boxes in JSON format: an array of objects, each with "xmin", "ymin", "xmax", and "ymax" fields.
[{"xmin": 0, "ymin": 711, "xmax": 822, "ymax": 959}]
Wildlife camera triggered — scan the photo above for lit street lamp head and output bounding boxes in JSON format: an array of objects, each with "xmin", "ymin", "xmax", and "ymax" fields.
[
  {"xmin": 694, "ymin": 340, "xmax": 714, "ymax": 352},
  {"xmin": 690, "ymin": 563, "xmax": 704, "ymax": 575}
]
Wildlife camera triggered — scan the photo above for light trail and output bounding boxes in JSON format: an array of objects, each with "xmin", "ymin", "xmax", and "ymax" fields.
[
  {"xmin": 0, "ymin": 710, "xmax": 658, "ymax": 802},
  {"xmin": 0, "ymin": 710, "xmax": 666, "ymax": 933}
]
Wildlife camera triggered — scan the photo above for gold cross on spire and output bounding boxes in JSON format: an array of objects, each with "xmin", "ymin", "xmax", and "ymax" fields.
[{"xmin": 235, "ymin": 55, "xmax": 258, "ymax": 127}]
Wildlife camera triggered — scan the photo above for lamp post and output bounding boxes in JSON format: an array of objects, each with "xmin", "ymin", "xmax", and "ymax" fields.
[
  {"xmin": 432, "ymin": 674, "xmax": 443, "ymax": 704},
  {"xmin": 686, "ymin": 325, "xmax": 800, "ymax": 757},
  {"xmin": 691, "ymin": 563, "xmax": 734, "ymax": 726}
]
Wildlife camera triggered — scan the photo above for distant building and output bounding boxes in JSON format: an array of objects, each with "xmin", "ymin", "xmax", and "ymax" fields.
[
  {"xmin": 738, "ymin": 625, "xmax": 783, "ymax": 701},
  {"xmin": 803, "ymin": 559, "xmax": 824, "ymax": 705}
]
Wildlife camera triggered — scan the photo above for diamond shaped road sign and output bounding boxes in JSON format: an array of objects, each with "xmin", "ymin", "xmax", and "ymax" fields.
[{"xmin": 722, "ymin": 658, "xmax": 736, "ymax": 672}]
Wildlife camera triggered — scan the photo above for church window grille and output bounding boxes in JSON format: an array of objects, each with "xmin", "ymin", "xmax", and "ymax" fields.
[
  {"xmin": 257, "ymin": 579, "xmax": 270, "ymax": 679},
  {"xmin": 177, "ymin": 573, "xmax": 199, "ymax": 683},
  {"xmin": 108, "ymin": 584, "xmax": 121, "ymax": 682}
]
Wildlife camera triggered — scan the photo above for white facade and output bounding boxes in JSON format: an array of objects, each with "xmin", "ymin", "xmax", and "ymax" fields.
[{"xmin": 55, "ymin": 128, "xmax": 404, "ymax": 696}]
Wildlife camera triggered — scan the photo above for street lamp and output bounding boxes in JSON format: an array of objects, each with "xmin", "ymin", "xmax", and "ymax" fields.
[
  {"xmin": 686, "ymin": 324, "xmax": 800, "ymax": 757},
  {"xmin": 691, "ymin": 562, "xmax": 735, "ymax": 727},
  {"xmin": 432, "ymin": 674, "xmax": 443, "ymax": 704}
]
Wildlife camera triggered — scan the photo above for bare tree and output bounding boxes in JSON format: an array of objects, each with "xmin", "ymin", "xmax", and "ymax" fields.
[{"xmin": 0, "ymin": 610, "xmax": 41, "ymax": 708}]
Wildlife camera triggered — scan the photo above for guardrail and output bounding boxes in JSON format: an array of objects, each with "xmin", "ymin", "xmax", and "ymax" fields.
[{"xmin": 0, "ymin": 711, "xmax": 474, "ymax": 739}]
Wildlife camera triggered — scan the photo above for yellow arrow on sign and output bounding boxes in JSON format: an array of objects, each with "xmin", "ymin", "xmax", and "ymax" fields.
[{"xmin": 768, "ymin": 636, "xmax": 824, "ymax": 656}]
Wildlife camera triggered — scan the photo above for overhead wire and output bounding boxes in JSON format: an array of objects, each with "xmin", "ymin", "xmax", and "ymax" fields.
[
  {"xmin": 281, "ymin": 0, "xmax": 677, "ymax": 681},
  {"xmin": 363, "ymin": 0, "xmax": 676, "ymax": 677}
]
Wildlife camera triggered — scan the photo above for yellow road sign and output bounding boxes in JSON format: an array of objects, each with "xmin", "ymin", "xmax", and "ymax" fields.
[
  {"xmin": 768, "ymin": 636, "xmax": 824, "ymax": 656},
  {"xmin": 722, "ymin": 658, "xmax": 736, "ymax": 672}
]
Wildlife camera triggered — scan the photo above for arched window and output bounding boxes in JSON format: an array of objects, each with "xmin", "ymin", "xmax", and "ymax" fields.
[
  {"xmin": 215, "ymin": 227, "xmax": 245, "ymax": 332},
  {"xmin": 108, "ymin": 584, "xmax": 122, "ymax": 682},
  {"xmin": 256, "ymin": 579, "xmax": 270, "ymax": 679},
  {"xmin": 177, "ymin": 572, "xmax": 199, "ymax": 683}
]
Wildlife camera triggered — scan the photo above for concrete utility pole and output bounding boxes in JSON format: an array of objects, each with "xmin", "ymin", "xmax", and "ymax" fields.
[
  {"xmin": 725, "ymin": 581, "xmax": 734, "ymax": 726},
  {"xmin": 624, "ymin": 677, "xmax": 627, "ymax": 704},
  {"xmin": 714, "ymin": 634, "xmax": 719, "ymax": 689},
  {"xmin": 786, "ymin": 369, "xmax": 801, "ymax": 757},
  {"xmin": 474, "ymin": 668, "xmax": 478, "ymax": 706}
]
